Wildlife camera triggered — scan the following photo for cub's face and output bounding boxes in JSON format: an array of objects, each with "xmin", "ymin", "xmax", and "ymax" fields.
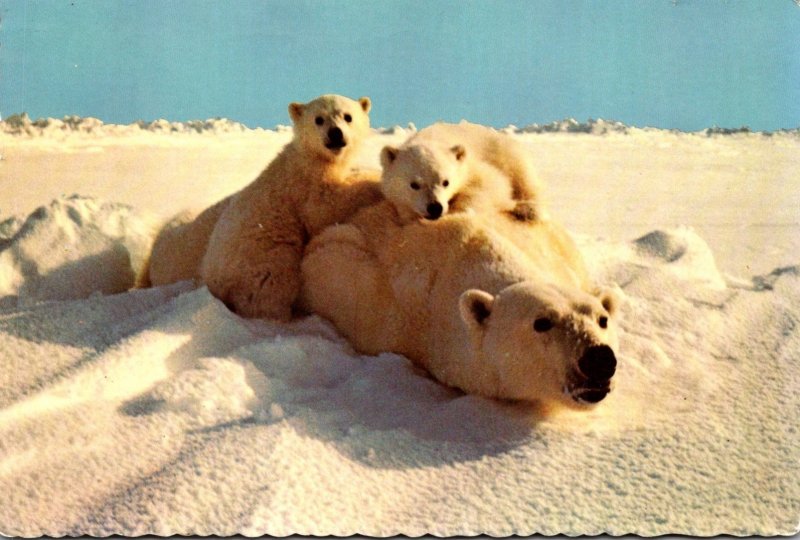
[
  {"xmin": 380, "ymin": 143, "xmax": 467, "ymax": 220},
  {"xmin": 289, "ymin": 94, "xmax": 372, "ymax": 162},
  {"xmin": 459, "ymin": 281, "xmax": 620, "ymax": 408}
]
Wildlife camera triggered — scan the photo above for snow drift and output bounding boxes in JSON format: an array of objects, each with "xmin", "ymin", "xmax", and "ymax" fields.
[{"xmin": 0, "ymin": 124, "xmax": 798, "ymax": 536}]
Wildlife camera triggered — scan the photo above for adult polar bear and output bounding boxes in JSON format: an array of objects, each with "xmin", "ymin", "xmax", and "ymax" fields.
[{"xmin": 300, "ymin": 201, "xmax": 620, "ymax": 408}]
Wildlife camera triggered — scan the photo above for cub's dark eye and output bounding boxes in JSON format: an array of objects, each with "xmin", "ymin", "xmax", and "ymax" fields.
[
  {"xmin": 410, "ymin": 181, "xmax": 420, "ymax": 190},
  {"xmin": 442, "ymin": 180, "xmax": 449, "ymax": 187},
  {"xmin": 533, "ymin": 318, "xmax": 555, "ymax": 332},
  {"xmin": 344, "ymin": 113, "xmax": 352, "ymax": 123},
  {"xmin": 598, "ymin": 316, "xmax": 608, "ymax": 329},
  {"xmin": 315, "ymin": 116, "xmax": 324, "ymax": 126}
]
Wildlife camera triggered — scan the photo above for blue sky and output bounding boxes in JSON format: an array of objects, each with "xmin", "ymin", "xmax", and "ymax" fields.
[{"xmin": 1, "ymin": 0, "xmax": 798, "ymax": 131}]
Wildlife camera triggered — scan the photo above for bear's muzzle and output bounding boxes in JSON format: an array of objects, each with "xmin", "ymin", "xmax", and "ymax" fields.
[
  {"xmin": 565, "ymin": 345, "xmax": 617, "ymax": 404},
  {"xmin": 325, "ymin": 127, "xmax": 347, "ymax": 150},
  {"xmin": 578, "ymin": 345, "xmax": 617, "ymax": 380},
  {"xmin": 425, "ymin": 202, "xmax": 443, "ymax": 220}
]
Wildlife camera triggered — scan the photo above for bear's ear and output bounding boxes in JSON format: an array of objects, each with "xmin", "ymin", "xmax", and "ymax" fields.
[
  {"xmin": 288, "ymin": 102, "xmax": 305, "ymax": 123},
  {"xmin": 595, "ymin": 288, "xmax": 619, "ymax": 316},
  {"xmin": 381, "ymin": 146, "xmax": 400, "ymax": 168},
  {"xmin": 459, "ymin": 289, "xmax": 495, "ymax": 329},
  {"xmin": 451, "ymin": 144, "xmax": 467, "ymax": 162},
  {"xmin": 358, "ymin": 97, "xmax": 372, "ymax": 114}
]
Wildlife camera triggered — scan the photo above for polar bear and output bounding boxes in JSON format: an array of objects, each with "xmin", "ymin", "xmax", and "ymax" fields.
[
  {"xmin": 143, "ymin": 94, "xmax": 383, "ymax": 320},
  {"xmin": 380, "ymin": 122, "xmax": 545, "ymax": 223},
  {"xmin": 300, "ymin": 202, "xmax": 619, "ymax": 408}
]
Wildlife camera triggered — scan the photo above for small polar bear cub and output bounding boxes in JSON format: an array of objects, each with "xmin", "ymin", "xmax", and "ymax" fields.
[{"xmin": 380, "ymin": 121, "xmax": 545, "ymax": 222}]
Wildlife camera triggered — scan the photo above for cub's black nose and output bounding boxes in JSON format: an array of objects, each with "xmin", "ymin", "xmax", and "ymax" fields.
[
  {"xmin": 328, "ymin": 127, "xmax": 345, "ymax": 146},
  {"xmin": 425, "ymin": 202, "xmax": 443, "ymax": 220},
  {"xmin": 578, "ymin": 345, "xmax": 617, "ymax": 381}
]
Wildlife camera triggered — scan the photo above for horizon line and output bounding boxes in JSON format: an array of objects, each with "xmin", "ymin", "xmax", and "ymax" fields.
[{"xmin": 2, "ymin": 111, "xmax": 799, "ymax": 136}]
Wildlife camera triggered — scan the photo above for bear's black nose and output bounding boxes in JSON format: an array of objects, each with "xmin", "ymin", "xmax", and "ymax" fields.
[
  {"xmin": 327, "ymin": 127, "xmax": 345, "ymax": 147},
  {"xmin": 426, "ymin": 202, "xmax": 443, "ymax": 220},
  {"xmin": 578, "ymin": 345, "xmax": 616, "ymax": 381}
]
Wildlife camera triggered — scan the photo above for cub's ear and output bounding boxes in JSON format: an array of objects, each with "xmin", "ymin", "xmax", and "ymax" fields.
[
  {"xmin": 288, "ymin": 102, "xmax": 305, "ymax": 123},
  {"xmin": 595, "ymin": 287, "xmax": 620, "ymax": 316},
  {"xmin": 451, "ymin": 144, "xmax": 467, "ymax": 161},
  {"xmin": 380, "ymin": 146, "xmax": 400, "ymax": 168},
  {"xmin": 459, "ymin": 289, "xmax": 495, "ymax": 329},
  {"xmin": 358, "ymin": 96, "xmax": 372, "ymax": 114}
]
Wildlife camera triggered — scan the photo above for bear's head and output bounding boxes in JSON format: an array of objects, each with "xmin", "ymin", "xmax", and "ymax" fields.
[
  {"xmin": 380, "ymin": 142, "xmax": 468, "ymax": 221},
  {"xmin": 289, "ymin": 94, "xmax": 372, "ymax": 163},
  {"xmin": 459, "ymin": 281, "xmax": 620, "ymax": 408}
]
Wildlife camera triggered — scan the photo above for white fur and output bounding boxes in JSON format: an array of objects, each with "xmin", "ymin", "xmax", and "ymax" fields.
[
  {"xmin": 380, "ymin": 122, "xmax": 546, "ymax": 222},
  {"xmin": 300, "ymin": 202, "xmax": 618, "ymax": 408}
]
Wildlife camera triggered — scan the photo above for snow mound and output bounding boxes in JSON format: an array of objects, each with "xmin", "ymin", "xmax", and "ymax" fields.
[
  {"xmin": 0, "ymin": 195, "xmax": 156, "ymax": 307},
  {"xmin": 631, "ymin": 227, "xmax": 727, "ymax": 288}
]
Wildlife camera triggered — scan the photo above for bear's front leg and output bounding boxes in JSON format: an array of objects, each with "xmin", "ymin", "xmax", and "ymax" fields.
[
  {"xmin": 202, "ymin": 207, "xmax": 306, "ymax": 321},
  {"xmin": 508, "ymin": 199, "xmax": 549, "ymax": 223},
  {"xmin": 222, "ymin": 241, "xmax": 303, "ymax": 321},
  {"xmin": 300, "ymin": 222, "xmax": 402, "ymax": 355}
]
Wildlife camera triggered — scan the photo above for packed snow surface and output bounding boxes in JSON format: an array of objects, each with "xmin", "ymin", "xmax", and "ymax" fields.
[{"xmin": 0, "ymin": 121, "xmax": 798, "ymax": 536}]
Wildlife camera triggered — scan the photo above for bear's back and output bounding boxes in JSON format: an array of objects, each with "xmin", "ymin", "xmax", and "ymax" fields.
[{"xmin": 409, "ymin": 121, "xmax": 496, "ymax": 152}]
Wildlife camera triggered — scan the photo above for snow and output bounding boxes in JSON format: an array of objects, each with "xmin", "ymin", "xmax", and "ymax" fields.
[{"xmin": 0, "ymin": 120, "xmax": 798, "ymax": 536}]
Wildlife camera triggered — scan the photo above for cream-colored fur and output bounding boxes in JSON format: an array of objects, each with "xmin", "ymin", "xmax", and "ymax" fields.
[
  {"xmin": 143, "ymin": 95, "xmax": 382, "ymax": 321},
  {"xmin": 201, "ymin": 94, "xmax": 382, "ymax": 320},
  {"xmin": 380, "ymin": 122, "xmax": 545, "ymax": 223},
  {"xmin": 300, "ymin": 201, "xmax": 619, "ymax": 408},
  {"xmin": 145, "ymin": 197, "xmax": 229, "ymax": 287}
]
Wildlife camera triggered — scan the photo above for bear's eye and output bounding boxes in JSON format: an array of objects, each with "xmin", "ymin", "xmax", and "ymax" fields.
[
  {"xmin": 442, "ymin": 180, "xmax": 450, "ymax": 187},
  {"xmin": 533, "ymin": 317, "xmax": 555, "ymax": 332},
  {"xmin": 315, "ymin": 116, "xmax": 324, "ymax": 126},
  {"xmin": 344, "ymin": 113, "xmax": 353, "ymax": 123},
  {"xmin": 598, "ymin": 316, "xmax": 608, "ymax": 329},
  {"xmin": 410, "ymin": 182, "xmax": 420, "ymax": 190}
]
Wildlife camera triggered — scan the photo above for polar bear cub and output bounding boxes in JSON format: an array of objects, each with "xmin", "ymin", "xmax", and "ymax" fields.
[
  {"xmin": 380, "ymin": 122, "xmax": 545, "ymax": 223},
  {"xmin": 195, "ymin": 94, "xmax": 382, "ymax": 320}
]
